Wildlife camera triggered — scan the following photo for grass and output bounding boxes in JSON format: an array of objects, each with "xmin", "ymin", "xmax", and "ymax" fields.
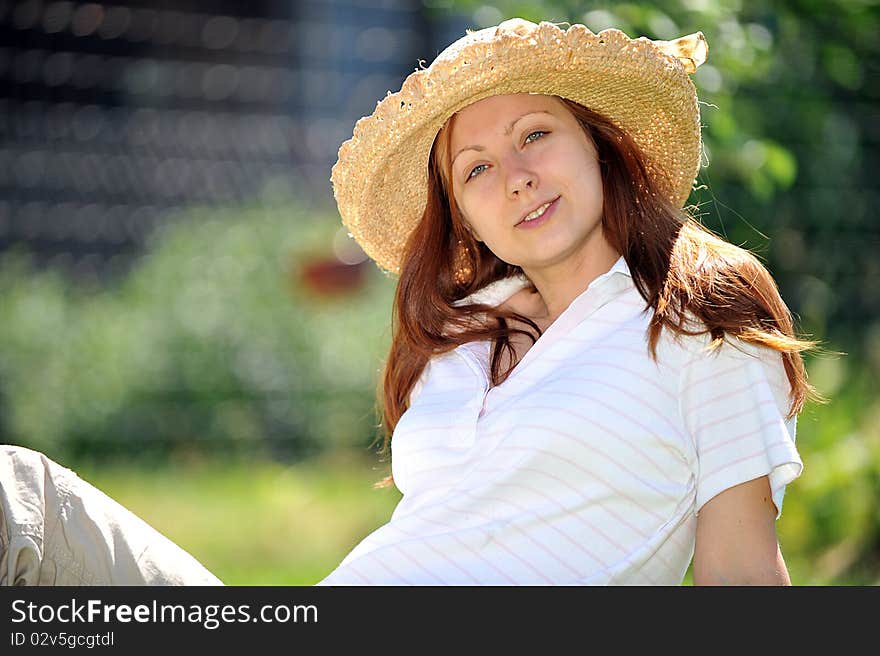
[{"xmin": 74, "ymin": 449, "xmax": 401, "ymax": 585}]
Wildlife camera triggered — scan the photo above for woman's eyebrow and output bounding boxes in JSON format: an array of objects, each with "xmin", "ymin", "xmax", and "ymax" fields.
[{"xmin": 451, "ymin": 110, "xmax": 555, "ymax": 166}]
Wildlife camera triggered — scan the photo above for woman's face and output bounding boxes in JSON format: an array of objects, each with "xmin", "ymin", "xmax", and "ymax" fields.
[{"xmin": 445, "ymin": 93, "xmax": 609, "ymax": 276}]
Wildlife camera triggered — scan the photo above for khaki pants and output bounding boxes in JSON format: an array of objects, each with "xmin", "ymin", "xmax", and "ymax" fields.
[{"xmin": 0, "ymin": 445, "xmax": 223, "ymax": 586}]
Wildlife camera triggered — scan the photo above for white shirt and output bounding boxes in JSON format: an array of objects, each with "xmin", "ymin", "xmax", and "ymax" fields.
[{"xmin": 317, "ymin": 257, "xmax": 803, "ymax": 585}]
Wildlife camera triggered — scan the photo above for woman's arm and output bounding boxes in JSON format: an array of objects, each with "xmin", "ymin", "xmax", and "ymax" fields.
[{"xmin": 693, "ymin": 475, "xmax": 792, "ymax": 585}]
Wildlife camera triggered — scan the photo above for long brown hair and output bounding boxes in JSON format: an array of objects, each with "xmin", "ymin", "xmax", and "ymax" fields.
[{"xmin": 373, "ymin": 96, "xmax": 818, "ymax": 488}]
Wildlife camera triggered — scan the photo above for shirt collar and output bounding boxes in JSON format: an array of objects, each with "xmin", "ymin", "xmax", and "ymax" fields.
[
  {"xmin": 452, "ymin": 272, "xmax": 531, "ymax": 308},
  {"xmin": 453, "ymin": 255, "xmax": 631, "ymax": 309}
]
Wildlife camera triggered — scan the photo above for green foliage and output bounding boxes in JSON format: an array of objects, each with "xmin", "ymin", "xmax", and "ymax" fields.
[{"xmin": 0, "ymin": 200, "xmax": 395, "ymax": 462}]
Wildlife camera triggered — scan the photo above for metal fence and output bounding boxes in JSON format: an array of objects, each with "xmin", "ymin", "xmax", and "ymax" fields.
[{"xmin": 0, "ymin": 0, "xmax": 465, "ymax": 278}]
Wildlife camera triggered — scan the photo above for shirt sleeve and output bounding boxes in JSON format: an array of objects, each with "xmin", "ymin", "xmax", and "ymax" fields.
[{"xmin": 679, "ymin": 335, "xmax": 803, "ymax": 519}]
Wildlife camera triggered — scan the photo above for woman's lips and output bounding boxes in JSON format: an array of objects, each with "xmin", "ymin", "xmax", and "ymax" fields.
[{"xmin": 516, "ymin": 196, "xmax": 559, "ymax": 229}]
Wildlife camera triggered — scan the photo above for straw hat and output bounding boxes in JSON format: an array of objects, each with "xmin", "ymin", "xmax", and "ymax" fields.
[{"xmin": 331, "ymin": 18, "xmax": 708, "ymax": 275}]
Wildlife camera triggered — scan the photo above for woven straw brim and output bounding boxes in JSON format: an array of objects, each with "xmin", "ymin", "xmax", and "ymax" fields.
[{"xmin": 331, "ymin": 21, "xmax": 704, "ymax": 275}]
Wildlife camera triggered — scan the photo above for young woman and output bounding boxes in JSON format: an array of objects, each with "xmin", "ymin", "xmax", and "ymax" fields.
[
  {"xmin": 0, "ymin": 18, "xmax": 815, "ymax": 586},
  {"xmin": 316, "ymin": 18, "xmax": 816, "ymax": 585}
]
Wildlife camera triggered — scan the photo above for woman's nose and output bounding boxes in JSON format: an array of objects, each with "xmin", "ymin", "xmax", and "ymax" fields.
[{"xmin": 506, "ymin": 166, "xmax": 537, "ymax": 197}]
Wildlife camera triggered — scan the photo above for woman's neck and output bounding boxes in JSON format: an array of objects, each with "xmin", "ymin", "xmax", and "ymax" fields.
[{"xmin": 521, "ymin": 242, "xmax": 621, "ymax": 325}]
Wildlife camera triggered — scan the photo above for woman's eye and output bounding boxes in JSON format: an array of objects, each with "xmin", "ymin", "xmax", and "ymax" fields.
[
  {"xmin": 524, "ymin": 130, "xmax": 547, "ymax": 144},
  {"xmin": 467, "ymin": 163, "xmax": 487, "ymax": 180}
]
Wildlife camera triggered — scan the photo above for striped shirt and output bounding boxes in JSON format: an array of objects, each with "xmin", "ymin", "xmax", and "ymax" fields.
[{"xmin": 317, "ymin": 256, "xmax": 803, "ymax": 585}]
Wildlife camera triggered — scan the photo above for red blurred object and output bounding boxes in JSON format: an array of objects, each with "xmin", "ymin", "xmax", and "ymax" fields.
[{"xmin": 297, "ymin": 256, "xmax": 367, "ymax": 296}]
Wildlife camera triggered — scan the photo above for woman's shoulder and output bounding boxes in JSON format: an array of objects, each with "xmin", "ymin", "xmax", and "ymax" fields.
[
  {"xmin": 669, "ymin": 326, "xmax": 791, "ymax": 403},
  {"xmin": 657, "ymin": 317, "xmax": 776, "ymax": 364},
  {"xmin": 650, "ymin": 314, "xmax": 786, "ymax": 384}
]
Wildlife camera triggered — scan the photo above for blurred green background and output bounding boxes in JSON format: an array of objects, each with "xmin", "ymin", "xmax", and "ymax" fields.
[{"xmin": 1, "ymin": 0, "xmax": 877, "ymax": 585}]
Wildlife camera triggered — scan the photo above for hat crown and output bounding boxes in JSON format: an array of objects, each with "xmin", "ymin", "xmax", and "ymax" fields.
[
  {"xmin": 440, "ymin": 19, "xmax": 707, "ymax": 77},
  {"xmin": 495, "ymin": 17, "xmax": 536, "ymax": 37},
  {"xmin": 435, "ymin": 18, "xmax": 542, "ymax": 67}
]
